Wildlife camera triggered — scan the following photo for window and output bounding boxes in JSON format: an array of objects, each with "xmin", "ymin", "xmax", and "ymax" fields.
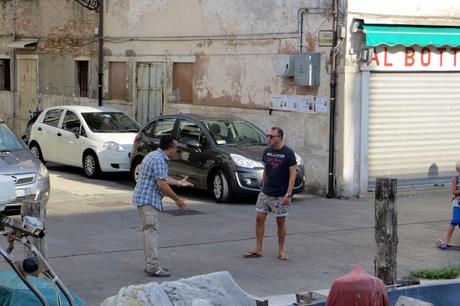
[
  {"xmin": 172, "ymin": 63, "xmax": 193, "ymax": 103},
  {"xmin": 0, "ymin": 123, "xmax": 23, "ymax": 150},
  {"xmin": 62, "ymin": 111, "xmax": 81, "ymax": 132},
  {"xmin": 43, "ymin": 109, "xmax": 63, "ymax": 127},
  {"xmin": 109, "ymin": 62, "xmax": 127, "ymax": 100},
  {"xmin": 0, "ymin": 59, "xmax": 10, "ymax": 91},
  {"xmin": 81, "ymin": 112, "xmax": 140, "ymax": 133},
  {"xmin": 76, "ymin": 61, "xmax": 89, "ymax": 97},
  {"xmin": 144, "ymin": 119, "xmax": 175, "ymax": 138},
  {"xmin": 177, "ymin": 120, "xmax": 201, "ymax": 144}
]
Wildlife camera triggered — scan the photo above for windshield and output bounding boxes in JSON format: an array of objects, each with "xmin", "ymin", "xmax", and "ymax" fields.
[
  {"xmin": 202, "ymin": 119, "xmax": 268, "ymax": 146},
  {"xmin": 0, "ymin": 123, "xmax": 25, "ymax": 151},
  {"xmin": 81, "ymin": 112, "xmax": 141, "ymax": 133}
]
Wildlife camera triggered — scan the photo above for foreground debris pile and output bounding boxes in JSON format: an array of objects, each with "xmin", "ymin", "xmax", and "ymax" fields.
[{"xmin": 101, "ymin": 271, "xmax": 257, "ymax": 306}]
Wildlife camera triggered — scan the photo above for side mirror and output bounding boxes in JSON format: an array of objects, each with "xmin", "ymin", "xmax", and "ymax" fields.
[{"xmin": 186, "ymin": 140, "xmax": 202, "ymax": 149}]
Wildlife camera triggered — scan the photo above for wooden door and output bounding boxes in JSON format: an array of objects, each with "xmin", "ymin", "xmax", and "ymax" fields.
[
  {"xmin": 136, "ymin": 63, "xmax": 163, "ymax": 125},
  {"xmin": 17, "ymin": 59, "xmax": 38, "ymax": 134}
]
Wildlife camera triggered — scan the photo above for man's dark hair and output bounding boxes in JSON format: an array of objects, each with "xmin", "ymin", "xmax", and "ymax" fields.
[
  {"xmin": 271, "ymin": 127, "xmax": 284, "ymax": 140},
  {"xmin": 159, "ymin": 135, "xmax": 176, "ymax": 150}
]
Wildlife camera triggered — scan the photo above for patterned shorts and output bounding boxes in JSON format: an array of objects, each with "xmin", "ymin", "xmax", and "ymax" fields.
[{"xmin": 256, "ymin": 192, "xmax": 290, "ymax": 217}]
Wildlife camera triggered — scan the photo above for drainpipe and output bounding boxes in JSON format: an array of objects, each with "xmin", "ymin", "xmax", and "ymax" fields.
[
  {"xmin": 11, "ymin": 0, "xmax": 17, "ymax": 131},
  {"xmin": 298, "ymin": 8, "xmax": 308, "ymax": 53},
  {"xmin": 97, "ymin": 0, "xmax": 103, "ymax": 106},
  {"xmin": 327, "ymin": 0, "xmax": 339, "ymax": 198}
]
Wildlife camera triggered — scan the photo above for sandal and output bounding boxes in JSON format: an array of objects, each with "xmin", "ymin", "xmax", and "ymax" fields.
[
  {"xmin": 278, "ymin": 254, "xmax": 289, "ymax": 260},
  {"xmin": 243, "ymin": 251, "xmax": 262, "ymax": 258}
]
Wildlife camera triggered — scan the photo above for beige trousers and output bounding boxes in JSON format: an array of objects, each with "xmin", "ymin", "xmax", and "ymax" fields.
[{"xmin": 137, "ymin": 205, "xmax": 160, "ymax": 272}]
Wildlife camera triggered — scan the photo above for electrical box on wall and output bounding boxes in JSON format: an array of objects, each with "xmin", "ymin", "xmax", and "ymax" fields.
[
  {"xmin": 294, "ymin": 53, "xmax": 321, "ymax": 86},
  {"xmin": 276, "ymin": 55, "xmax": 294, "ymax": 77}
]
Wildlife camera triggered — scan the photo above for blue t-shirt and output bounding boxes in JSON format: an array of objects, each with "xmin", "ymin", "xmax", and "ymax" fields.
[{"xmin": 261, "ymin": 145, "xmax": 296, "ymax": 197}]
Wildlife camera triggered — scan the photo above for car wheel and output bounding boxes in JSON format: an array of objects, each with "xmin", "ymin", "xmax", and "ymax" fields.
[
  {"xmin": 83, "ymin": 152, "xmax": 100, "ymax": 178},
  {"xmin": 212, "ymin": 170, "xmax": 231, "ymax": 203},
  {"xmin": 131, "ymin": 158, "xmax": 143, "ymax": 184},
  {"xmin": 29, "ymin": 143, "xmax": 45, "ymax": 164}
]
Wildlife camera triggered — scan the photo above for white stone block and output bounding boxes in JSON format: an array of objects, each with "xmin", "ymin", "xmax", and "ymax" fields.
[
  {"xmin": 160, "ymin": 271, "xmax": 256, "ymax": 306},
  {"xmin": 395, "ymin": 296, "xmax": 434, "ymax": 306},
  {"xmin": 100, "ymin": 282, "xmax": 173, "ymax": 306}
]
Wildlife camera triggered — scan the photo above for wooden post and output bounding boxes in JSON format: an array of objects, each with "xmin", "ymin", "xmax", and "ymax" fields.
[
  {"xmin": 21, "ymin": 198, "xmax": 47, "ymax": 259},
  {"xmin": 374, "ymin": 177, "xmax": 398, "ymax": 285}
]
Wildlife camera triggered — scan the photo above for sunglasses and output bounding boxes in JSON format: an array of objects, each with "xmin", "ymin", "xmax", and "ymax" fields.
[{"xmin": 266, "ymin": 134, "xmax": 280, "ymax": 139}]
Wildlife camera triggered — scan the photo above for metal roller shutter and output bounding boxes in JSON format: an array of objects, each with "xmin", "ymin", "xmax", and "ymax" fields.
[{"xmin": 368, "ymin": 72, "xmax": 460, "ymax": 189}]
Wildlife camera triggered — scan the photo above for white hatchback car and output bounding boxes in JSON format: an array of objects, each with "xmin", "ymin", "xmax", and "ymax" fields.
[{"xmin": 28, "ymin": 105, "xmax": 141, "ymax": 178}]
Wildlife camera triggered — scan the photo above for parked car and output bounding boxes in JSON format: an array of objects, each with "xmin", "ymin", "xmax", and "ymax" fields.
[
  {"xmin": 28, "ymin": 105, "xmax": 141, "ymax": 178},
  {"xmin": 0, "ymin": 119, "xmax": 50, "ymax": 215},
  {"xmin": 130, "ymin": 114, "xmax": 305, "ymax": 202}
]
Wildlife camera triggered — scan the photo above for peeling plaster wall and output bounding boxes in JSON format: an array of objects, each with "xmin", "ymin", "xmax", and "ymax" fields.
[
  {"xmin": 105, "ymin": 0, "xmax": 322, "ymax": 36},
  {"xmin": 104, "ymin": 0, "xmax": 333, "ymax": 194}
]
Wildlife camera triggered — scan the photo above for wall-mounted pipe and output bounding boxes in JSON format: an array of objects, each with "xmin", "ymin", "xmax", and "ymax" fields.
[
  {"xmin": 298, "ymin": 8, "xmax": 308, "ymax": 53},
  {"xmin": 327, "ymin": 0, "xmax": 339, "ymax": 198},
  {"xmin": 97, "ymin": 1, "xmax": 104, "ymax": 106},
  {"xmin": 11, "ymin": 0, "xmax": 17, "ymax": 131}
]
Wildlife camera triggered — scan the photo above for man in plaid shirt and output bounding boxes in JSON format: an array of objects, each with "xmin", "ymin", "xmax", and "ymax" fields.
[{"xmin": 133, "ymin": 135, "xmax": 193, "ymax": 277}]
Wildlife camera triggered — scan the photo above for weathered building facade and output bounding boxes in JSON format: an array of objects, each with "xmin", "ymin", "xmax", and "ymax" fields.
[
  {"xmin": 3, "ymin": 0, "xmax": 460, "ymax": 197},
  {"xmin": 103, "ymin": 0, "xmax": 333, "ymax": 195},
  {"xmin": 0, "ymin": 0, "xmax": 103, "ymax": 134}
]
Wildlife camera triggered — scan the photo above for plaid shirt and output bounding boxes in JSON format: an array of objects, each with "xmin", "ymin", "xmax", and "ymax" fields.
[{"xmin": 132, "ymin": 149, "xmax": 169, "ymax": 210}]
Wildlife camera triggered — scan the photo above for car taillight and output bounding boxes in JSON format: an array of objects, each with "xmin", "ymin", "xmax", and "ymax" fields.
[{"xmin": 133, "ymin": 133, "xmax": 142, "ymax": 145}]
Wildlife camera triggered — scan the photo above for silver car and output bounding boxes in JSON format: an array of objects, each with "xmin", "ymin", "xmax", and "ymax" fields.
[{"xmin": 0, "ymin": 120, "xmax": 50, "ymax": 215}]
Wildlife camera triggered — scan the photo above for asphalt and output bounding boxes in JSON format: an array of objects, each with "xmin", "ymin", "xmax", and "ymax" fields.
[{"xmin": 1, "ymin": 167, "xmax": 459, "ymax": 306}]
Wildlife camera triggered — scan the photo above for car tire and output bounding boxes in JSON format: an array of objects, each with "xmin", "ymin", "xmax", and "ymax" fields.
[
  {"xmin": 83, "ymin": 151, "xmax": 101, "ymax": 178},
  {"xmin": 29, "ymin": 143, "xmax": 45, "ymax": 164},
  {"xmin": 131, "ymin": 158, "xmax": 143, "ymax": 185},
  {"xmin": 212, "ymin": 170, "xmax": 231, "ymax": 203}
]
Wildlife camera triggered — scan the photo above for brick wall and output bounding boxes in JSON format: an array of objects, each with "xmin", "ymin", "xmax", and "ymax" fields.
[{"xmin": 0, "ymin": 0, "xmax": 98, "ymax": 56}]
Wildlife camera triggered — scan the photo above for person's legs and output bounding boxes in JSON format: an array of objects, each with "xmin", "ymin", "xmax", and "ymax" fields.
[
  {"xmin": 244, "ymin": 193, "xmax": 269, "ymax": 257},
  {"xmin": 255, "ymin": 212, "xmax": 267, "ymax": 252},
  {"xmin": 138, "ymin": 205, "xmax": 160, "ymax": 272},
  {"xmin": 272, "ymin": 196, "xmax": 289, "ymax": 259},
  {"xmin": 444, "ymin": 224, "xmax": 455, "ymax": 245},
  {"xmin": 276, "ymin": 216, "xmax": 287, "ymax": 259}
]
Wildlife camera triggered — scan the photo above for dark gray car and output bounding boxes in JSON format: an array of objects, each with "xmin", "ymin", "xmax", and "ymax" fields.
[
  {"xmin": 130, "ymin": 114, "xmax": 304, "ymax": 202},
  {"xmin": 0, "ymin": 120, "xmax": 50, "ymax": 215}
]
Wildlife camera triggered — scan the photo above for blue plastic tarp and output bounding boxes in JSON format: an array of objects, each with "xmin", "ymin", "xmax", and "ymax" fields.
[{"xmin": 0, "ymin": 271, "xmax": 84, "ymax": 306}]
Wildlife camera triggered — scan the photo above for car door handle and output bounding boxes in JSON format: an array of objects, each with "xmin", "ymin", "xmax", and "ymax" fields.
[
  {"xmin": 37, "ymin": 127, "xmax": 42, "ymax": 131},
  {"xmin": 57, "ymin": 132, "xmax": 62, "ymax": 136}
]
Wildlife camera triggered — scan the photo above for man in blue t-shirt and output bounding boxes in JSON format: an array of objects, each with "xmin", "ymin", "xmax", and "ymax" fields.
[{"xmin": 244, "ymin": 127, "xmax": 297, "ymax": 260}]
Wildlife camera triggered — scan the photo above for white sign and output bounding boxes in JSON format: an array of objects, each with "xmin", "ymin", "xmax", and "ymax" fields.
[
  {"xmin": 315, "ymin": 96, "xmax": 328, "ymax": 113},
  {"xmin": 269, "ymin": 95, "xmax": 315, "ymax": 113},
  {"xmin": 361, "ymin": 46, "xmax": 460, "ymax": 71}
]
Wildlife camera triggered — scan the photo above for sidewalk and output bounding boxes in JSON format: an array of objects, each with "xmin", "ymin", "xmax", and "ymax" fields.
[{"xmin": 7, "ymin": 172, "xmax": 458, "ymax": 305}]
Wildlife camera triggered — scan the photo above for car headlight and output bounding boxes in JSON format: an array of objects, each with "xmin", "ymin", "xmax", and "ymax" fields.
[
  {"xmin": 230, "ymin": 154, "xmax": 264, "ymax": 169},
  {"xmin": 103, "ymin": 141, "xmax": 125, "ymax": 152},
  {"xmin": 38, "ymin": 163, "xmax": 49, "ymax": 180},
  {"xmin": 295, "ymin": 153, "xmax": 304, "ymax": 165}
]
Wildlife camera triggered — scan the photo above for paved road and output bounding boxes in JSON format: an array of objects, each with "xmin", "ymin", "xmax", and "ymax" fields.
[{"xmin": 1, "ymin": 164, "xmax": 458, "ymax": 305}]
